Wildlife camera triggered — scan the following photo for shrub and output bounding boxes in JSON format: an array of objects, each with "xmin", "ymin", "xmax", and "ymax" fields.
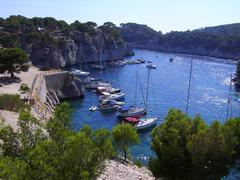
[
  {"xmin": 19, "ymin": 83, "xmax": 30, "ymax": 92},
  {"xmin": 0, "ymin": 94, "xmax": 27, "ymax": 112}
]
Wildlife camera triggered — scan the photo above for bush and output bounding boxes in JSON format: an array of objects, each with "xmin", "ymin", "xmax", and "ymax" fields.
[
  {"xmin": 0, "ymin": 102, "xmax": 114, "ymax": 179},
  {"xmin": 19, "ymin": 83, "xmax": 30, "ymax": 92},
  {"xmin": 0, "ymin": 94, "xmax": 27, "ymax": 112},
  {"xmin": 149, "ymin": 109, "xmax": 239, "ymax": 180},
  {"xmin": 134, "ymin": 159, "xmax": 142, "ymax": 168}
]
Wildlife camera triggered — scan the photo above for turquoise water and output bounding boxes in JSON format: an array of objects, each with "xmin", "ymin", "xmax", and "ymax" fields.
[{"xmin": 70, "ymin": 49, "xmax": 239, "ymax": 168}]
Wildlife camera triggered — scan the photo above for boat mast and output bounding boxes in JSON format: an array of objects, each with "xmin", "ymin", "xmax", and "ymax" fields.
[
  {"xmin": 134, "ymin": 72, "xmax": 138, "ymax": 106},
  {"xmin": 226, "ymin": 74, "xmax": 232, "ymax": 121},
  {"xmin": 146, "ymin": 68, "xmax": 151, "ymax": 111},
  {"xmin": 186, "ymin": 58, "xmax": 193, "ymax": 116},
  {"xmin": 137, "ymin": 73, "xmax": 146, "ymax": 105},
  {"xmin": 100, "ymin": 49, "xmax": 103, "ymax": 79}
]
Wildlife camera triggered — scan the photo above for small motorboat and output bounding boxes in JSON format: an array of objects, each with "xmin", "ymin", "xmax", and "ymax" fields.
[
  {"xmin": 135, "ymin": 117, "xmax": 157, "ymax": 130},
  {"xmin": 98, "ymin": 104, "xmax": 121, "ymax": 112},
  {"xmin": 146, "ymin": 64, "xmax": 156, "ymax": 69},
  {"xmin": 99, "ymin": 92, "xmax": 125, "ymax": 101},
  {"xmin": 123, "ymin": 117, "xmax": 140, "ymax": 124},
  {"xmin": 92, "ymin": 64, "xmax": 105, "ymax": 70},
  {"xmin": 137, "ymin": 59, "xmax": 145, "ymax": 63},
  {"xmin": 97, "ymin": 86, "xmax": 121, "ymax": 94},
  {"xmin": 102, "ymin": 99, "xmax": 125, "ymax": 106},
  {"xmin": 89, "ymin": 106, "xmax": 98, "ymax": 111},
  {"xmin": 118, "ymin": 106, "xmax": 146, "ymax": 118},
  {"xmin": 110, "ymin": 60, "xmax": 127, "ymax": 66},
  {"xmin": 127, "ymin": 60, "xmax": 142, "ymax": 64},
  {"xmin": 85, "ymin": 81, "xmax": 100, "ymax": 90},
  {"xmin": 85, "ymin": 81, "xmax": 111, "ymax": 90},
  {"xmin": 70, "ymin": 69, "xmax": 90, "ymax": 77},
  {"xmin": 169, "ymin": 58, "xmax": 174, "ymax": 62}
]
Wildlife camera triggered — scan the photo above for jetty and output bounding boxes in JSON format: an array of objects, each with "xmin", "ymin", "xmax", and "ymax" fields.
[{"xmin": 29, "ymin": 70, "xmax": 84, "ymax": 121}]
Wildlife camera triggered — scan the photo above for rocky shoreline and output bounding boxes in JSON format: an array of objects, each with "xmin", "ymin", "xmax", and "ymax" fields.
[{"xmin": 98, "ymin": 159, "xmax": 155, "ymax": 180}]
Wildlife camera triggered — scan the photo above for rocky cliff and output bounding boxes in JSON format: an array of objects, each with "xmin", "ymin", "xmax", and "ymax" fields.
[
  {"xmin": 0, "ymin": 15, "xmax": 133, "ymax": 68},
  {"xmin": 21, "ymin": 31, "xmax": 133, "ymax": 68}
]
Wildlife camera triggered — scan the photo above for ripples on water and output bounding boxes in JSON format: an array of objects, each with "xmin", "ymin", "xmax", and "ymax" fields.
[{"xmin": 70, "ymin": 49, "xmax": 239, "ymax": 175}]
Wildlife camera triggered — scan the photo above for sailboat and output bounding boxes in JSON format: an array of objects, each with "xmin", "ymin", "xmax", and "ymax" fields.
[
  {"xmin": 118, "ymin": 72, "xmax": 147, "ymax": 118},
  {"xmin": 71, "ymin": 53, "xmax": 90, "ymax": 77},
  {"xmin": 169, "ymin": 53, "xmax": 174, "ymax": 62},
  {"xmin": 134, "ymin": 68, "xmax": 157, "ymax": 130}
]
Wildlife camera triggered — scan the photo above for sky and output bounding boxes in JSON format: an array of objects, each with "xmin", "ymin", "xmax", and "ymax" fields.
[{"xmin": 1, "ymin": 0, "xmax": 240, "ymax": 33}]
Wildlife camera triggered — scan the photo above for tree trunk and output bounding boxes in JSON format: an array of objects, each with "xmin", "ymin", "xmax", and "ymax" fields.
[
  {"xmin": 10, "ymin": 71, "xmax": 15, "ymax": 79},
  {"xmin": 124, "ymin": 146, "xmax": 127, "ymax": 162}
]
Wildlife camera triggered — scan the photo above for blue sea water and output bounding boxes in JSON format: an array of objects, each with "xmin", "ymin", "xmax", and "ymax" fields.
[{"xmin": 70, "ymin": 49, "xmax": 239, "ymax": 177}]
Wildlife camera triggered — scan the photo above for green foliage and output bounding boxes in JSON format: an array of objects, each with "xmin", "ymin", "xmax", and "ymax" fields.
[
  {"xmin": 134, "ymin": 159, "xmax": 143, "ymax": 168},
  {"xmin": 149, "ymin": 109, "xmax": 239, "ymax": 180},
  {"xmin": 71, "ymin": 20, "xmax": 96, "ymax": 35},
  {"xmin": 112, "ymin": 123, "xmax": 140, "ymax": 162},
  {"xmin": 121, "ymin": 23, "xmax": 240, "ymax": 58},
  {"xmin": 0, "ymin": 48, "xmax": 29, "ymax": 78},
  {"xmin": 0, "ymin": 32, "xmax": 20, "ymax": 48},
  {"xmin": 19, "ymin": 83, "xmax": 30, "ymax": 92},
  {"xmin": 0, "ymin": 94, "xmax": 27, "ymax": 112},
  {"xmin": 0, "ymin": 102, "xmax": 114, "ymax": 179},
  {"xmin": 3, "ymin": 15, "xmax": 34, "ymax": 33},
  {"xmin": 85, "ymin": 21, "xmax": 97, "ymax": 28},
  {"xmin": 98, "ymin": 22, "xmax": 121, "ymax": 39}
]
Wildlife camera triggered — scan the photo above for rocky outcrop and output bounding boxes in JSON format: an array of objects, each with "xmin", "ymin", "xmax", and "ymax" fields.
[
  {"xmin": 21, "ymin": 31, "xmax": 133, "ymax": 68},
  {"xmin": 98, "ymin": 159, "xmax": 155, "ymax": 180}
]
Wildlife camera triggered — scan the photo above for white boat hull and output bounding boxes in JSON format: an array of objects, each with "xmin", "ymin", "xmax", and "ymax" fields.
[{"xmin": 135, "ymin": 118, "xmax": 157, "ymax": 130}]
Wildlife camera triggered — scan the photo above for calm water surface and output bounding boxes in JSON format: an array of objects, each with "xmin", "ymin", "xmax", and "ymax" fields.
[{"xmin": 70, "ymin": 49, "xmax": 240, "ymax": 178}]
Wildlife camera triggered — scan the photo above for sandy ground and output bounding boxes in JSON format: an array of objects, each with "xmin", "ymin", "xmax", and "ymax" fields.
[
  {"xmin": 0, "ymin": 66, "xmax": 42, "ymax": 130},
  {"xmin": 0, "ymin": 66, "xmax": 41, "ymax": 95},
  {"xmin": 98, "ymin": 160, "xmax": 155, "ymax": 180}
]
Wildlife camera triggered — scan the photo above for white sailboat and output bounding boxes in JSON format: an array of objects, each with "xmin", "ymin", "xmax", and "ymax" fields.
[
  {"xmin": 118, "ymin": 72, "xmax": 147, "ymax": 118},
  {"xmin": 135, "ymin": 68, "xmax": 157, "ymax": 130}
]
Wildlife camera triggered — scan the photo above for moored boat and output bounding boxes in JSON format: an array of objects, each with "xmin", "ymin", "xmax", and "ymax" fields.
[
  {"xmin": 98, "ymin": 104, "xmax": 120, "ymax": 112},
  {"xmin": 98, "ymin": 99, "xmax": 122, "ymax": 112},
  {"xmin": 137, "ymin": 59, "xmax": 145, "ymax": 63},
  {"xmin": 102, "ymin": 99, "xmax": 125, "ymax": 106},
  {"xmin": 99, "ymin": 92, "xmax": 125, "ymax": 101},
  {"xmin": 92, "ymin": 64, "xmax": 105, "ymax": 70},
  {"xmin": 117, "ymin": 106, "xmax": 146, "ymax": 118},
  {"xmin": 89, "ymin": 106, "xmax": 98, "ymax": 111},
  {"xmin": 146, "ymin": 64, "xmax": 156, "ymax": 69},
  {"xmin": 122, "ymin": 117, "xmax": 140, "ymax": 124},
  {"xmin": 97, "ymin": 86, "xmax": 121, "ymax": 94},
  {"xmin": 135, "ymin": 117, "xmax": 157, "ymax": 130},
  {"xmin": 70, "ymin": 69, "xmax": 90, "ymax": 77}
]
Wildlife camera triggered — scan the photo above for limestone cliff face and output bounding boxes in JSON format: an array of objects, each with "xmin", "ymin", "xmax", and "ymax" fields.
[{"xmin": 22, "ymin": 31, "xmax": 133, "ymax": 68}]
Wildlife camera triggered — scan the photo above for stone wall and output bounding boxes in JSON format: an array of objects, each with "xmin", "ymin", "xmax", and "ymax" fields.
[
  {"xmin": 43, "ymin": 71, "xmax": 84, "ymax": 99},
  {"xmin": 44, "ymin": 72, "xmax": 69, "ymax": 91},
  {"xmin": 31, "ymin": 71, "xmax": 84, "ymax": 120}
]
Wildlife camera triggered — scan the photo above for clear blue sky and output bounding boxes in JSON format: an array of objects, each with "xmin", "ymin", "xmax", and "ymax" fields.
[{"xmin": 1, "ymin": 0, "xmax": 240, "ymax": 33}]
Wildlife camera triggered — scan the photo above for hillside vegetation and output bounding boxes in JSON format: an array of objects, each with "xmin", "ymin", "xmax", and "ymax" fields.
[{"xmin": 120, "ymin": 23, "xmax": 240, "ymax": 60}]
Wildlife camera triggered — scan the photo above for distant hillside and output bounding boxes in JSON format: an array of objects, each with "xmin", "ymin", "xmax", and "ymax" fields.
[
  {"xmin": 196, "ymin": 23, "xmax": 240, "ymax": 36},
  {"xmin": 120, "ymin": 23, "xmax": 240, "ymax": 60}
]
